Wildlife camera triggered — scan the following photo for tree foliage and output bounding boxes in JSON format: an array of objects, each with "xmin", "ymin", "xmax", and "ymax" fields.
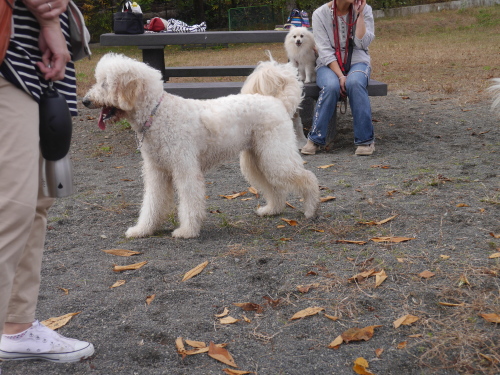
[{"xmin": 77, "ymin": 0, "xmax": 454, "ymax": 41}]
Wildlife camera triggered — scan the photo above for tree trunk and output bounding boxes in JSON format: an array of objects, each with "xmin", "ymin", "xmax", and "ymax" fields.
[{"xmin": 193, "ymin": 0, "xmax": 205, "ymax": 22}]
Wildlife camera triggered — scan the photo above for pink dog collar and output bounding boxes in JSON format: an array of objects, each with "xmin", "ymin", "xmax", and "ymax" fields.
[{"xmin": 143, "ymin": 94, "xmax": 165, "ymax": 129}]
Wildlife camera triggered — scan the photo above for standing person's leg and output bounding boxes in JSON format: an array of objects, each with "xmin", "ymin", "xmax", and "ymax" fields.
[
  {"xmin": 0, "ymin": 77, "xmax": 94, "ymax": 362},
  {"xmin": 345, "ymin": 63, "xmax": 375, "ymax": 155},
  {"xmin": 0, "ymin": 77, "xmax": 40, "ymax": 333},
  {"xmin": 302, "ymin": 66, "xmax": 341, "ymax": 155}
]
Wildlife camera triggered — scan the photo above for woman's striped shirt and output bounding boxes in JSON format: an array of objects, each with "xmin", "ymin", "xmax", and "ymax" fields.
[{"xmin": 0, "ymin": 2, "xmax": 78, "ymax": 115}]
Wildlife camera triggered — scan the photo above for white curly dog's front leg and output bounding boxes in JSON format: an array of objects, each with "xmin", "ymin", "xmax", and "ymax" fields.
[
  {"xmin": 126, "ymin": 160, "xmax": 174, "ymax": 238},
  {"xmin": 170, "ymin": 168, "xmax": 206, "ymax": 239}
]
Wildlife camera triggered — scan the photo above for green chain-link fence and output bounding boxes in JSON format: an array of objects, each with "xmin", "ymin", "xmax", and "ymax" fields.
[{"xmin": 228, "ymin": 5, "xmax": 285, "ymax": 31}]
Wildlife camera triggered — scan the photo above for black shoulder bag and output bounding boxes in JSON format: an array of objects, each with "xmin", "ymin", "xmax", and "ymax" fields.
[{"xmin": 113, "ymin": 1, "xmax": 144, "ymax": 34}]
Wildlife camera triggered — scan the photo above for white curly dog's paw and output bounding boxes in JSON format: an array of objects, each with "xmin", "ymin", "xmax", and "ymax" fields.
[
  {"xmin": 256, "ymin": 205, "xmax": 281, "ymax": 217},
  {"xmin": 125, "ymin": 226, "xmax": 152, "ymax": 238},
  {"xmin": 171, "ymin": 226, "xmax": 199, "ymax": 239}
]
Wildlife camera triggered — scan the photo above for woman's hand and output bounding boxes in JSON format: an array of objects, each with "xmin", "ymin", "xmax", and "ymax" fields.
[
  {"xmin": 354, "ymin": 0, "xmax": 366, "ymax": 14},
  {"xmin": 36, "ymin": 23, "xmax": 71, "ymax": 81},
  {"xmin": 22, "ymin": 0, "xmax": 69, "ymax": 20},
  {"xmin": 339, "ymin": 75, "xmax": 347, "ymax": 95}
]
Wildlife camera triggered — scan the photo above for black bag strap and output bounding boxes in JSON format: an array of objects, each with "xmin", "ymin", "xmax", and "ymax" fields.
[
  {"xmin": 345, "ymin": 16, "xmax": 357, "ymax": 73},
  {"xmin": 119, "ymin": 0, "xmax": 132, "ymax": 12}
]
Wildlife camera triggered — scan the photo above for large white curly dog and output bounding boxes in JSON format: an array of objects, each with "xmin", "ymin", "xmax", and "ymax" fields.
[{"xmin": 83, "ymin": 53, "xmax": 319, "ymax": 239}]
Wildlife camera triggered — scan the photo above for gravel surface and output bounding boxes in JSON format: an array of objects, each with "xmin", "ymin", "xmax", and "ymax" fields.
[{"xmin": 1, "ymin": 90, "xmax": 499, "ymax": 375}]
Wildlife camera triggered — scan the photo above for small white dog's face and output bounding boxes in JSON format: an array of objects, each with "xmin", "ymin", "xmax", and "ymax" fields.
[{"xmin": 285, "ymin": 26, "xmax": 314, "ymax": 48}]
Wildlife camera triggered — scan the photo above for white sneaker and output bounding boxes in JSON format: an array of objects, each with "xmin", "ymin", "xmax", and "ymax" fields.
[{"xmin": 0, "ymin": 320, "xmax": 94, "ymax": 363}]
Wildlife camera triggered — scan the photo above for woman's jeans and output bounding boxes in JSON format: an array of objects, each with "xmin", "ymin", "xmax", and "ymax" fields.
[{"xmin": 308, "ymin": 63, "xmax": 374, "ymax": 146}]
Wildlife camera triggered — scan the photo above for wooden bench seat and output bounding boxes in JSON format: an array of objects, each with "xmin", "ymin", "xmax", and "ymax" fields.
[
  {"xmin": 164, "ymin": 66, "xmax": 257, "ymax": 79},
  {"xmin": 163, "ymin": 79, "xmax": 388, "ymax": 100}
]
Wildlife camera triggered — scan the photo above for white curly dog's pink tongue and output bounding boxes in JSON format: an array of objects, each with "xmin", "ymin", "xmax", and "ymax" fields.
[{"xmin": 98, "ymin": 109, "xmax": 106, "ymax": 130}]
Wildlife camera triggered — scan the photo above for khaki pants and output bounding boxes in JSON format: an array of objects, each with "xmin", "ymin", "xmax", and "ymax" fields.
[{"xmin": 0, "ymin": 77, "xmax": 54, "ymax": 330}]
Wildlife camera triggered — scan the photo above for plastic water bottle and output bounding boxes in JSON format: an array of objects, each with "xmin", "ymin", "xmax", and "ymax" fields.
[{"xmin": 131, "ymin": 2, "xmax": 142, "ymax": 13}]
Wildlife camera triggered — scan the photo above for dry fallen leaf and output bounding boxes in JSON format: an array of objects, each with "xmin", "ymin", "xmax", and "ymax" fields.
[
  {"xmin": 281, "ymin": 218, "xmax": 298, "ymax": 226},
  {"xmin": 222, "ymin": 369, "xmax": 252, "ymax": 375},
  {"xmin": 375, "ymin": 348, "xmax": 384, "ymax": 358},
  {"xmin": 456, "ymin": 203, "xmax": 469, "ymax": 207},
  {"xmin": 58, "ymin": 287, "xmax": 69, "ymax": 295},
  {"xmin": 184, "ymin": 347, "xmax": 210, "ymax": 355},
  {"xmin": 102, "ymin": 249, "xmax": 141, "ymax": 257},
  {"xmin": 397, "ymin": 341, "xmax": 408, "ymax": 349},
  {"xmin": 208, "ymin": 341, "xmax": 237, "ymax": 368},
  {"xmin": 490, "ymin": 232, "xmax": 500, "ymax": 239},
  {"xmin": 325, "ymin": 314, "xmax": 339, "ymax": 321},
  {"xmin": 233, "ymin": 302, "xmax": 264, "ymax": 314},
  {"xmin": 41, "ymin": 312, "xmax": 81, "ymax": 330},
  {"xmin": 220, "ymin": 192, "xmax": 247, "ymax": 199},
  {"xmin": 310, "ymin": 228, "xmax": 325, "ymax": 232},
  {"xmin": 242, "ymin": 315, "xmax": 251, "ymax": 323},
  {"xmin": 418, "ymin": 270, "xmax": 435, "ymax": 279},
  {"xmin": 327, "ymin": 335, "xmax": 343, "ymax": 349},
  {"xmin": 286, "ymin": 202, "xmax": 296, "ymax": 209},
  {"xmin": 175, "ymin": 337, "xmax": 186, "ymax": 357},
  {"xmin": 296, "ymin": 283, "xmax": 320, "ymax": 293},
  {"xmin": 353, "ymin": 357, "xmax": 375, "ymax": 375},
  {"xmin": 113, "ymin": 261, "xmax": 147, "ymax": 272},
  {"xmin": 336, "ymin": 240, "xmax": 367, "ymax": 245},
  {"xmin": 371, "ymin": 236, "xmax": 415, "ymax": 243},
  {"xmin": 348, "ymin": 269, "xmax": 376, "ymax": 283},
  {"xmin": 182, "ymin": 261, "xmax": 209, "ymax": 282},
  {"xmin": 374, "ymin": 270, "xmax": 387, "ymax": 287},
  {"xmin": 248, "ymin": 187, "xmax": 258, "ymax": 195},
  {"xmin": 479, "ymin": 313, "xmax": 500, "ymax": 323},
  {"xmin": 215, "ymin": 307, "xmax": 230, "ymax": 318},
  {"xmin": 110, "ymin": 280, "xmax": 126, "ymax": 288},
  {"xmin": 185, "ymin": 339, "xmax": 206, "ymax": 348},
  {"xmin": 438, "ymin": 302, "xmax": 465, "ymax": 307},
  {"xmin": 146, "ymin": 294, "xmax": 155, "ymax": 305},
  {"xmin": 488, "ymin": 252, "xmax": 500, "ymax": 259},
  {"xmin": 220, "ymin": 316, "xmax": 240, "ymax": 324},
  {"xmin": 393, "ymin": 314, "xmax": 419, "ymax": 328},
  {"xmin": 458, "ymin": 274, "xmax": 470, "ymax": 286},
  {"xmin": 359, "ymin": 215, "xmax": 398, "ymax": 226},
  {"xmin": 440, "ymin": 255, "xmax": 450, "ymax": 260},
  {"xmin": 290, "ymin": 306, "xmax": 325, "ymax": 320},
  {"xmin": 320, "ymin": 196, "xmax": 336, "ymax": 202},
  {"xmin": 341, "ymin": 325, "xmax": 382, "ymax": 343},
  {"xmin": 317, "ymin": 164, "xmax": 335, "ymax": 169}
]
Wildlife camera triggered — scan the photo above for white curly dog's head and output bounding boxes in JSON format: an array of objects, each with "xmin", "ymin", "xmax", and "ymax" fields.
[{"xmin": 83, "ymin": 53, "xmax": 164, "ymax": 130}]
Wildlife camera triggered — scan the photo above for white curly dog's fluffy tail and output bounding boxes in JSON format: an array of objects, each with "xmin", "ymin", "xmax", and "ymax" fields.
[
  {"xmin": 488, "ymin": 78, "xmax": 500, "ymax": 114},
  {"xmin": 241, "ymin": 52, "xmax": 308, "ymax": 148},
  {"xmin": 241, "ymin": 52, "xmax": 304, "ymax": 117}
]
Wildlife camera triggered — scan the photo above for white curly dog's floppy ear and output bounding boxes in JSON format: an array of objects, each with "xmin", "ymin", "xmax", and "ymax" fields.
[{"xmin": 115, "ymin": 76, "xmax": 144, "ymax": 111}]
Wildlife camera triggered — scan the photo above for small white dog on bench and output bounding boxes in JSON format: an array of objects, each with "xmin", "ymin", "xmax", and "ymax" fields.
[{"xmin": 83, "ymin": 53, "xmax": 319, "ymax": 239}]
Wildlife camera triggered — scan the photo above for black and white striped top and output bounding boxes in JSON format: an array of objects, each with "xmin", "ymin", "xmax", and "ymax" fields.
[{"xmin": 0, "ymin": 2, "xmax": 77, "ymax": 115}]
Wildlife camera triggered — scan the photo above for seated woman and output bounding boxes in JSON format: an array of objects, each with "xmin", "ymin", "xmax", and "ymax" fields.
[{"xmin": 301, "ymin": 0, "xmax": 376, "ymax": 156}]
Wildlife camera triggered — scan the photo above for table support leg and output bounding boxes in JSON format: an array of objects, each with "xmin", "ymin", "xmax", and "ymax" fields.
[{"xmin": 141, "ymin": 48, "xmax": 166, "ymax": 81}]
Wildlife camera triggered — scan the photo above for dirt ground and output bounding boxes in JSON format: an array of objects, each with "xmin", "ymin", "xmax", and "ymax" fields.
[{"xmin": 1, "ymin": 89, "xmax": 499, "ymax": 375}]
